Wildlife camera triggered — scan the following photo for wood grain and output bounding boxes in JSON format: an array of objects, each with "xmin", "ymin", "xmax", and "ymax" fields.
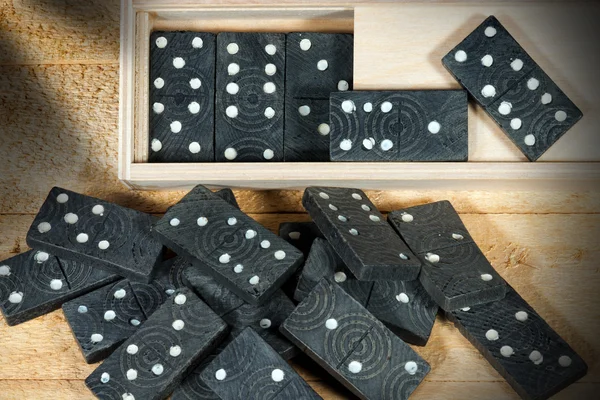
[
  {"xmin": 354, "ymin": 3, "xmax": 600, "ymax": 162},
  {"xmin": 1, "ymin": 1, "xmax": 598, "ymax": 399},
  {"xmin": 0, "ymin": 379, "xmax": 597, "ymax": 400},
  {"xmin": 0, "ymin": 0, "xmax": 120, "ymax": 65}
]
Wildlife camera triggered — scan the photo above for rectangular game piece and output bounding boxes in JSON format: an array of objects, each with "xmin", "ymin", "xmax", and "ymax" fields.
[
  {"xmin": 154, "ymin": 185, "xmax": 304, "ymax": 305},
  {"xmin": 181, "ymin": 257, "xmax": 297, "ymax": 359},
  {"xmin": 278, "ymin": 221, "xmax": 324, "ymax": 257},
  {"xmin": 442, "ymin": 16, "xmax": 582, "ymax": 161},
  {"xmin": 284, "ymin": 32, "xmax": 353, "ymax": 161},
  {"xmin": 149, "ymin": 31, "xmax": 216, "ymax": 162},
  {"xmin": 368, "ymin": 279, "xmax": 438, "ymax": 346},
  {"xmin": 172, "ymin": 353, "xmax": 224, "ymax": 400},
  {"xmin": 128, "ymin": 257, "xmax": 188, "ymax": 317},
  {"xmin": 285, "ymin": 33, "xmax": 354, "ymax": 99},
  {"xmin": 63, "ymin": 279, "xmax": 144, "ymax": 364},
  {"xmin": 330, "ymin": 90, "xmax": 468, "ymax": 161},
  {"xmin": 395, "ymin": 90, "xmax": 468, "ymax": 161},
  {"xmin": 214, "ymin": 188, "xmax": 239, "ymax": 210},
  {"xmin": 296, "ymin": 238, "xmax": 438, "ymax": 346},
  {"xmin": 215, "ymin": 32, "xmax": 286, "ymax": 162},
  {"xmin": 285, "ymin": 98, "xmax": 332, "ymax": 161},
  {"xmin": 302, "ymin": 187, "xmax": 420, "ymax": 281},
  {"xmin": 448, "ymin": 285, "xmax": 587, "ymax": 400},
  {"xmin": 63, "ymin": 259, "xmax": 187, "ymax": 363},
  {"xmin": 294, "ymin": 238, "xmax": 371, "ymax": 304},
  {"xmin": 388, "ymin": 201, "xmax": 506, "ymax": 311},
  {"xmin": 200, "ymin": 327, "xmax": 321, "ymax": 400},
  {"xmin": 387, "ymin": 200, "xmax": 474, "ymax": 254},
  {"xmin": 442, "ymin": 16, "xmax": 536, "ymax": 107},
  {"xmin": 486, "ymin": 65, "xmax": 583, "ymax": 161},
  {"xmin": 281, "ymin": 278, "xmax": 430, "ymax": 400},
  {"xmin": 85, "ymin": 288, "xmax": 228, "ymax": 400},
  {"xmin": 330, "ymin": 92, "xmax": 399, "ymax": 161},
  {"xmin": 0, "ymin": 250, "xmax": 118, "ymax": 326},
  {"xmin": 278, "ymin": 221, "xmax": 323, "ymax": 300},
  {"xmin": 26, "ymin": 187, "xmax": 165, "ymax": 283}
]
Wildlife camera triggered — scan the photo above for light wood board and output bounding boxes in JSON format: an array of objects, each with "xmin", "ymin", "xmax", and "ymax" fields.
[
  {"xmin": 0, "ymin": 1, "xmax": 599, "ymax": 399},
  {"xmin": 117, "ymin": 0, "xmax": 600, "ymax": 189}
]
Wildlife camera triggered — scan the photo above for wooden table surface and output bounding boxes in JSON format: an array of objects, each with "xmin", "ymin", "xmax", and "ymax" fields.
[{"xmin": 1, "ymin": 1, "xmax": 599, "ymax": 399}]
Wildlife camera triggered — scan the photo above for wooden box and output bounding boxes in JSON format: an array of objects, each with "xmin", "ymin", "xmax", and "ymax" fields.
[{"xmin": 118, "ymin": 1, "xmax": 600, "ymax": 190}]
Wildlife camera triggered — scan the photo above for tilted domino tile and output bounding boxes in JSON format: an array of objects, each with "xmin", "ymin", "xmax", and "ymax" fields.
[
  {"xmin": 213, "ymin": 188, "xmax": 239, "ymax": 210},
  {"xmin": 26, "ymin": 187, "xmax": 165, "ymax": 283},
  {"xmin": 330, "ymin": 91, "xmax": 400, "ymax": 161},
  {"xmin": 284, "ymin": 33, "xmax": 353, "ymax": 161},
  {"xmin": 442, "ymin": 16, "xmax": 537, "ymax": 107},
  {"xmin": 387, "ymin": 200, "xmax": 474, "ymax": 254},
  {"xmin": 388, "ymin": 201, "xmax": 506, "ymax": 311},
  {"xmin": 130, "ymin": 289, "xmax": 228, "ymax": 379},
  {"xmin": 180, "ymin": 258, "xmax": 243, "ymax": 315},
  {"xmin": 200, "ymin": 327, "xmax": 321, "ymax": 400},
  {"xmin": 129, "ymin": 257, "xmax": 188, "ymax": 317},
  {"xmin": 171, "ymin": 333, "xmax": 251, "ymax": 399},
  {"xmin": 294, "ymin": 238, "xmax": 372, "ymax": 304},
  {"xmin": 486, "ymin": 65, "xmax": 582, "ymax": 161},
  {"xmin": 418, "ymin": 243, "xmax": 507, "ymax": 311},
  {"xmin": 154, "ymin": 185, "xmax": 304, "ymax": 305},
  {"xmin": 63, "ymin": 280, "xmax": 146, "ymax": 363},
  {"xmin": 396, "ymin": 90, "xmax": 468, "ymax": 161},
  {"xmin": 171, "ymin": 353, "xmax": 224, "ymax": 400},
  {"xmin": 63, "ymin": 259, "xmax": 187, "ymax": 363},
  {"xmin": 164, "ymin": 187, "xmax": 240, "ymax": 231},
  {"xmin": 442, "ymin": 16, "xmax": 582, "ymax": 161},
  {"xmin": 85, "ymin": 288, "xmax": 228, "ymax": 400},
  {"xmin": 448, "ymin": 285, "xmax": 587, "ymax": 400},
  {"xmin": 367, "ymin": 280, "xmax": 438, "ymax": 346},
  {"xmin": 278, "ymin": 221, "xmax": 324, "ymax": 300},
  {"xmin": 164, "ymin": 188, "xmax": 238, "ymax": 214},
  {"xmin": 302, "ymin": 187, "xmax": 420, "ymax": 281},
  {"xmin": 0, "ymin": 250, "xmax": 118, "ymax": 326},
  {"xmin": 280, "ymin": 279, "xmax": 430, "ymax": 400},
  {"xmin": 215, "ymin": 32, "xmax": 285, "ymax": 162},
  {"xmin": 296, "ymin": 238, "xmax": 437, "ymax": 346},
  {"xmin": 181, "ymin": 257, "xmax": 297, "ymax": 360},
  {"xmin": 149, "ymin": 31, "xmax": 216, "ymax": 162},
  {"xmin": 278, "ymin": 221, "xmax": 324, "ymax": 258}
]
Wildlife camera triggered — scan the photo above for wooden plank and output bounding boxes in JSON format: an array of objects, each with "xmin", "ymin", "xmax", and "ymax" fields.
[
  {"xmin": 151, "ymin": 13, "xmax": 353, "ymax": 34},
  {"xmin": 0, "ymin": 379, "xmax": 596, "ymax": 400},
  {"xmin": 2, "ymin": 184, "xmax": 600, "ymax": 221},
  {"xmin": 133, "ymin": 0, "xmax": 411, "ymax": 9},
  {"xmin": 125, "ymin": 162, "xmax": 600, "ymax": 191},
  {"xmin": 0, "ymin": 381, "xmax": 94, "ymax": 400},
  {"xmin": 132, "ymin": 0, "xmax": 558, "ymax": 8},
  {"xmin": 1, "ymin": 214, "xmax": 598, "ymax": 385},
  {"xmin": 119, "ymin": 0, "xmax": 135, "ymax": 182},
  {"xmin": 0, "ymin": 0, "xmax": 120, "ymax": 65},
  {"xmin": 132, "ymin": 11, "xmax": 153, "ymax": 163},
  {"xmin": 354, "ymin": 2, "xmax": 600, "ymax": 162}
]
